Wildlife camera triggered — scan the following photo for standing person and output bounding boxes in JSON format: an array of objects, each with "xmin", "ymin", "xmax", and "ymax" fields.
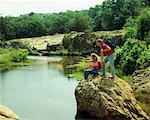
[
  {"xmin": 84, "ymin": 53, "xmax": 102, "ymax": 80},
  {"xmin": 96, "ymin": 39, "xmax": 116, "ymax": 79}
]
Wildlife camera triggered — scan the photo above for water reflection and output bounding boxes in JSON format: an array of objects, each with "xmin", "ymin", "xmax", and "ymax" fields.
[{"xmin": 46, "ymin": 56, "xmax": 81, "ymax": 78}]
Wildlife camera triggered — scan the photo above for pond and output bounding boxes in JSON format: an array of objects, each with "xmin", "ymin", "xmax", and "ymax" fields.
[{"xmin": 0, "ymin": 56, "xmax": 81, "ymax": 120}]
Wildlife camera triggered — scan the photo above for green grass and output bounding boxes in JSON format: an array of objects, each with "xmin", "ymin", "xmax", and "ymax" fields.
[{"xmin": 68, "ymin": 72, "xmax": 83, "ymax": 80}]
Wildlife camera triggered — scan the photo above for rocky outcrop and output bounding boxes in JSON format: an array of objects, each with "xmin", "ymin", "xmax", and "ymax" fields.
[
  {"xmin": 0, "ymin": 105, "xmax": 20, "ymax": 120},
  {"xmin": 130, "ymin": 67, "xmax": 150, "ymax": 117},
  {"xmin": 130, "ymin": 67, "xmax": 150, "ymax": 104},
  {"xmin": 75, "ymin": 76, "xmax": 149, "ymax": 120}
]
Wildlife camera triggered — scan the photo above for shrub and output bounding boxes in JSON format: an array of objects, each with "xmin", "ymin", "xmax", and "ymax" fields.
[
  {"xmin": 123, "ymin": 17, "xmax": 138, "ymax": 39},
  {"xmin": 10, "ymin": 49, "xmax": 29, "ymax": 62},
  {"xmin": 115, "ymin": 38, "xmax": 150, "ymax": 75}
]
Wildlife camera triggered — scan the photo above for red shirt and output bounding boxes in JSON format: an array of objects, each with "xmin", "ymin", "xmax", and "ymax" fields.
[{"xmin": 101, "ymin": 44, "xmax": 113, "ymax": 56}]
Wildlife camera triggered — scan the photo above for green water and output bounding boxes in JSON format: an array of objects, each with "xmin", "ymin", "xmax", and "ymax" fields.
[{"xmin": 0, "ymin": 56, "xmax": 79, "ymax": 120}]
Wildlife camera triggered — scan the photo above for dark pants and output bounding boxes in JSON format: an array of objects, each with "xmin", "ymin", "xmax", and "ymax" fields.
[{"xmin": 84, "ymin": 68, "xmax": 98, "ymax": 80}]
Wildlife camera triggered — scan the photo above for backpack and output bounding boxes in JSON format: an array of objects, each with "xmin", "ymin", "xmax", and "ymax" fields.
[
  {"xmin": 98, "ymin": 61, "xmax": 102, "ymax": 70},
  {"xmin": 105, "ymin": 40, "xmax": 116, "ymax": 51}
]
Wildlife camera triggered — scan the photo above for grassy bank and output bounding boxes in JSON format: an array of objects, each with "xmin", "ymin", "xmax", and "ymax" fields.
[{"xmin": 0, "ymin": 48, "xmax": 29, "ymax": 67}]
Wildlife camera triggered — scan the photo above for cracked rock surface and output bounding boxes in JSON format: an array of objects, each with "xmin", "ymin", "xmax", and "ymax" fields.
[{"xmin": 75, "ymin": 76, "xmax": 149, "ymax": 120}]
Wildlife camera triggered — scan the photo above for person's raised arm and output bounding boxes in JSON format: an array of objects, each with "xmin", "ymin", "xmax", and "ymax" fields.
[{"xmin": 101, "ymin": 45, "xmax": 111, "ymax": 53}]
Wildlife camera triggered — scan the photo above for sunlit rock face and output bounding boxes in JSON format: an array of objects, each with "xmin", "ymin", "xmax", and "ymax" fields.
[{"xmin": 75, "ymin": 76, "xmax": 149, "ymax": 120}]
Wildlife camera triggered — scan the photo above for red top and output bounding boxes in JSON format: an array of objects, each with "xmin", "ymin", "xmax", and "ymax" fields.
[
  {"xmin": 101, "ymin": 44, "xmax": 113, "ymax": 56},
  {"xmin": 91, "ymin": 61, "xmax": 102, "ymax": 70},
  {"xmin": 91, "ymin": 61, "xmax": 99, "ymax": 69}
]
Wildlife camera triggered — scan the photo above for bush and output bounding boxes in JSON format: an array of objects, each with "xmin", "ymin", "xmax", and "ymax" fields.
[
  {"xmin": 10, "ymin": 49, "xmax": 29, "ymax": 62},
  {"xmin": 115, "ymin": 38, "xmax": 150, "ymax": 75},
  {"xmin": 123, "ymin": 17, "xmax": 138, "ymax": 39},
  {"xmin": 0, "ymin": 49, "xmax": 29, "ymax": 65}
]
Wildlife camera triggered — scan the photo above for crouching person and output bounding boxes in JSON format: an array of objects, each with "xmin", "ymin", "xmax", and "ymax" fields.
[{"xmin": 84, "ymin": 53, "xmax": 102, "ymax": 80}]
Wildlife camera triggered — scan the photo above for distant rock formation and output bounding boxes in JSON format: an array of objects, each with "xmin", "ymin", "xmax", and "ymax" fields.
[
  {"xmin": 75, "ymin": 76, "xmax": 149, "ymax": 120},
  {"xmin": 0, "ymin": 105, "xmax": 20, "ymax": 120}
]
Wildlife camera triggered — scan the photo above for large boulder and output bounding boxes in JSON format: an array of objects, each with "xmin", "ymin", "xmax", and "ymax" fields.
[
  {"xmin": 0, "ymin": 105, "xmax": 20, "ymax": 120},
  {"xmin": 130, "ymin": 67, "xmax": 150, "ymax": 104},
  {"xmin": 75, "ymin": 76, "xmax": 149, "ymax": 120},
  {"xmin": 130, "ymin": 67, "xmax": 150, "ymax": 116}
]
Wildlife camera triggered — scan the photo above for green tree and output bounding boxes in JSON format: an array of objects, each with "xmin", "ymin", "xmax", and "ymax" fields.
[
  {"xmin": 67, "ymin": 13, "xmax": 94, "ymax": 32},
  {"xmin": 123, "ymin": 7, "xmax": 150, "ymax": 43},
  {"xmin": 0, "ymin": 17, "xmax": 17, "ymax": 40},
  {"xmin": 16, "ymin": 15, "xmax": 47, "ymax": 38},
  {"xmin": 94, "ymin": 0, "xmax": 144, "ymax": 30},
  {"xmin": 123, "ymin": 17, "xmax": 137, "ymax": 39},
  {"xmin": 137, "ymin": 7, "xmax": 150, "ymax": 41}
]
